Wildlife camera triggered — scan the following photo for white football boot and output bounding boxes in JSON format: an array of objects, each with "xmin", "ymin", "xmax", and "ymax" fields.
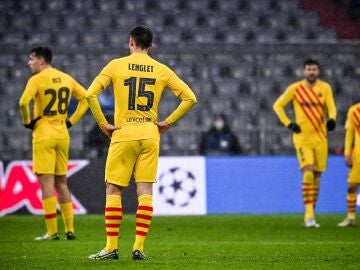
[
  {"xmin": 337, "ymin": 217, "xmax": 356, "ymax": 227},
  {"xmin": 304, "ymin": 218, "xmax": 320, "ymax": 228},
  {"xmin": 34, "ymin": 233, "xmax": 59, "ymax": 241}
]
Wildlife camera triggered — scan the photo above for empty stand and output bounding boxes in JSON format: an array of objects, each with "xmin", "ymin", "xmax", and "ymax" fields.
[{"xmin": 0, "ymin": 0, "xmax": 359, "ymax": 157}]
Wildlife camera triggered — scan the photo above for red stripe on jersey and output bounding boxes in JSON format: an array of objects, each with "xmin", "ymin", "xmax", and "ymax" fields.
[
  {"xmin": 304, "ymin": 200, "xmax": 314, "ymax": 204},
  {"xmin": 106, "ymin": 223, "xmax": 120, "ymax": 228},
  {"xmin": 353, "ymin": 108, "xmax": 360, "ymax": 125},
  {"xmin": 105, "ymin": 207, "xmax": 122, "ymax": 212},
  {"xmin": 105, "ymin": 215, "xmax": 123, "ymax": 220},
  {"xmin": 137, "ymin": 206, "xmax": 153, "ymax": 212},
  {"xmin": 136, "ymin": 214, "xmax": 152, "ymax": 221},
  {"xmin": 299, "ymin": 85, "xmax": 324, "ymax": 120},
  {"xmin": 354, "ymin": 109, "xmax": 360, "ymax": 135},
  {"xmin": 136, "ymin": 230, "xmax": 148, "ymax": 236},
  {"xmin": 302, "ymin": 85, "xmax": 323, "ymax": 108},
  {"xmin": 352, "ymin": 112, "xmax": 360, "ymax": 135},
  {"xmin": 302, "ymin": 183, "xmax": 312, "ymax": 186},
  {"xmin": 106, "ymin": 232, "xmax": 119, "ymax": 236},
  {"xmin": 356, "ymin": 107, "xmax": 360, "ymax": 115},
  {"xmin": 302, "ymin": 188, "xmax": 317, "ymax": 191},
  {"xmin": 296, "ymin": 88, "xmax": 325, "ymax": 137},
  {"xmin": 45, "ymin": 213, "xmax": 57, "ymax": 219},
  {"xmin": 347, "ymin": 199, "xmax": 356, "ymax": 203},
  {"xmin": 294, "ymin": 94, "xmax": 325, "ymax": 140},
  {"xmin": 136, "ymin": 222, "xmax": 150, "ymax": 229}
]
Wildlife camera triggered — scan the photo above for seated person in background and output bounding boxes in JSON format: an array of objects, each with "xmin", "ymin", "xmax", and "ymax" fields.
[{"xmin": 199, "ymin": 114, "xmax": 242, "ymax": 156}]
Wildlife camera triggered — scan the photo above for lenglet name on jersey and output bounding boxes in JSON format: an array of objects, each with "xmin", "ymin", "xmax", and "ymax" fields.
[{"xmin": 128, "ymin": 63, "xmax": 154, "ymax": 72}]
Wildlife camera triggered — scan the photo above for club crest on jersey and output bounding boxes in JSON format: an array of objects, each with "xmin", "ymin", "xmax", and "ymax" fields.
[{"xmin": 0, "ymin": 160, "xmax": 89, "ymax": 216}]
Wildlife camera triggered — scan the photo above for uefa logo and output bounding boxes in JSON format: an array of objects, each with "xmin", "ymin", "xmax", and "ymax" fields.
[{"xmin": 157, "ymin": 167, "xmax": 197, "ymax": 207}]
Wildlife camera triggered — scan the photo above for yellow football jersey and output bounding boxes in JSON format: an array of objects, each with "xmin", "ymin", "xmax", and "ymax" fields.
[
  {"xmin": 19, "ymin": 67, "xmax": 88, "ymax": 142},
  {"xmin": 345, "ymin": 103, "xmax": 360, "ymax": 162},
  {"xmin": 87, "ymin": 52, "xmax": 197, "ymax": 142},
  {"xmin": 273, "ymin": 79, "xmax": 337, "ymax": 146}
]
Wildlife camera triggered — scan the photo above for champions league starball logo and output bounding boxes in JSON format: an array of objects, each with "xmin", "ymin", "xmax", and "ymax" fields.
[{"xmin": 158, "ymin": 167, "xmax": 197, "ymax": 207}]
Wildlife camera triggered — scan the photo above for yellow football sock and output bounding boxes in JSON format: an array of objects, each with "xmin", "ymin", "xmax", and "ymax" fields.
[
  {"xmin": 60, "ymin": 202, "xmax": 74, "ymax": 233},
  {"xmin": 302, "ymin": 171, "xmax": 315, "ymax": 221},
  {"xmin": 347, "ymin": 193, "xmax": 357, "ymax": 219},
  {"xmin": 104, "ymin": 195, "xmax": 122, "ymax": 252},
  {"xmin": 133, "ymin": 194, "xmax": 153, "ymax": 252},
  {"xmin": 313, "ymin": 176, "xmax": 320, "ymax": 207},
  {"xmin": 42, "ymin": 197, "xmax": 58, "ymax": 235}
]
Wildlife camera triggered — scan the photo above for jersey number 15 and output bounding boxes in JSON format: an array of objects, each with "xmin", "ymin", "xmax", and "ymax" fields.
[{"xmin": 124, "ymin": 77, "xmax": 156, "ymax": 111}]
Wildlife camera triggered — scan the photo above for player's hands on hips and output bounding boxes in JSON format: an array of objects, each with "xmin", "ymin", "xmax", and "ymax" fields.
[
  {"xmin": 326, "ymin": 118, "xmax": 336, "ymax": 131},
  {"xmin": 102, "ymin": 123, "xmax": 121, "ymax": 139},
  {"xmin": 287, "ymin": 122, "xmax": 301, "ymax": 133},
  {"xmin": 345, "ymin": 155, "xmax": 352, "ymax": 168},
  {"xmin": 156, "ymin": 121, "xmax": 171, "ymax": 134},
  {"xmin": 24, "ymin": 116, "xmax": 41, "ymax": 130}
]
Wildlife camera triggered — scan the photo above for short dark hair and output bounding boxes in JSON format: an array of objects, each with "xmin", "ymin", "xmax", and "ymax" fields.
[
  {"xmin": 130, "ymin": 26, "xmax": 153, "ymax": 49},
  {"xmin": 303, "ymin": 58, "xmax": 320, "ymax": 69},
  {"xmin": 29, "ymin": 47, "xmax": 52, "ymax": 64}
]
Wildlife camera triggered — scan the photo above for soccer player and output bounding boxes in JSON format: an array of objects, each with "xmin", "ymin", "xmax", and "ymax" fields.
[
  {"xmin": 19, "ymin": 47, "xmax": 88, "ymax": 240},
  {"xmin": 338, "ymin": 103, "xmax": 360, "ymax": 227},
  {"xmin": 87, "ymin": 26, "xmax": 197, "ymax": 260},
  {"xmin": 273, "ymin": 59, "xmax": 337, "ymax": 228}
]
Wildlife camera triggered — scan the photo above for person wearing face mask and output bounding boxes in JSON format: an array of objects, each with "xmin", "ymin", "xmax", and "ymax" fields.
[
  {"xmin": 273, "ymin": 58, "xmax": 337, "ymax": 228},
  {"xmin": 199, "ymin": 114, "xmax": 242, "ymax": 156}
]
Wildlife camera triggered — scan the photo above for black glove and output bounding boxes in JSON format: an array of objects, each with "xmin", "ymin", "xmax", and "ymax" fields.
[
  {"xmin": 66, "ymin": 120, "xmax": 72, "ymax": 129},
  {"xmin": 287, "ymin": 122, "xmax": 301, "ymax": 134},
  {"xmin": 24, "ymin": 116, "xmax": 41, "ymax": 130},
  {"xmin": 326, "ymin": 119, "xmax": 336, "ymax": 131}
]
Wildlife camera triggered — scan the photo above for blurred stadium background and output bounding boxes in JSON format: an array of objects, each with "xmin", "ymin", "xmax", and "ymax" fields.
[
  {"xmin": 1, "ymin": 0, "xmax": 359, "ymax": 160},
  {"xmin": 1, "ymin": 2, "xmax": 360, "ymax": 267}
]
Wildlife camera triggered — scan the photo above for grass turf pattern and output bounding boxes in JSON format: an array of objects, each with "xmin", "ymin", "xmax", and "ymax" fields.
[{"xmin": 0, "ymin": 214, "xmax": 359, "ymax": 269}]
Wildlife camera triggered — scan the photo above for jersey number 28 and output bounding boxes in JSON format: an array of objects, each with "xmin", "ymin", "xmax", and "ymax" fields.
[{"xmin": 43, "ymin": 87, "xmax": 70, "ymax": 115}]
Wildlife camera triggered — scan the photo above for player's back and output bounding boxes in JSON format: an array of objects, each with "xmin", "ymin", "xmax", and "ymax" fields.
[
  {"xmin": 108, "ymin": 53, "xmax": 170, "ymax": 123},
  {"xmin": 28, "ymin": 68, "xmax": 78, "ymax": 141},
  {"xmin": 100, "ymin": 53, "xmax": 180, "ymax": 142}
]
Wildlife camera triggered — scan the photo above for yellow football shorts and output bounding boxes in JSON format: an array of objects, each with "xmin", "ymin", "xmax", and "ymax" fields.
[
  {"xmin": 295, "ymin": 141, "xmax": 328, "ymax": 172},
  {"xmin": 105, "ymin": 138, "xmax": 160, "ymax": 187},
  {"xmin": 33, "ymin": 138, "xmax": 69, "ymax": 175},
  {"xmin": 348, "ymin": 162, "xmax": 360, "ymax": 183},
  {"xmin": 347, "ymin": 153, "xmax": 360, "ymax": 184}
]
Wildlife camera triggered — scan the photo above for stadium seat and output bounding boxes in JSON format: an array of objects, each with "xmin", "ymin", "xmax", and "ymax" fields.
[
  {"xmin": 34, "ymin": 12, "xmax": 60, "ymax": 30},
  {"xmin": 61, "ymin": 12, "xmax": 87, "ymax": 31},
  {"xmin": 1, "ymin": 32, "xmax": 26, "ymax": 49},
  {"xmin": 0, "ymin": 0, "xmax": 358, "ymax": 157},
  {"xmin": 78, "ymin": 31, "xmax": 106, "ymax": 49}
]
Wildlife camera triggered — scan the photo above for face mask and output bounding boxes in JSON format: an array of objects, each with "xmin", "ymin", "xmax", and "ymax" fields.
[{"xmin": 214, "ymin": 120, "xmax": 224, "ymax": 130}]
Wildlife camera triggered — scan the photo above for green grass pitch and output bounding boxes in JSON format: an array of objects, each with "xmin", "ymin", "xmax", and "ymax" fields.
[{"xmin": 0, "ymin": 214, "xmax": 359, "ymax": 269}]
